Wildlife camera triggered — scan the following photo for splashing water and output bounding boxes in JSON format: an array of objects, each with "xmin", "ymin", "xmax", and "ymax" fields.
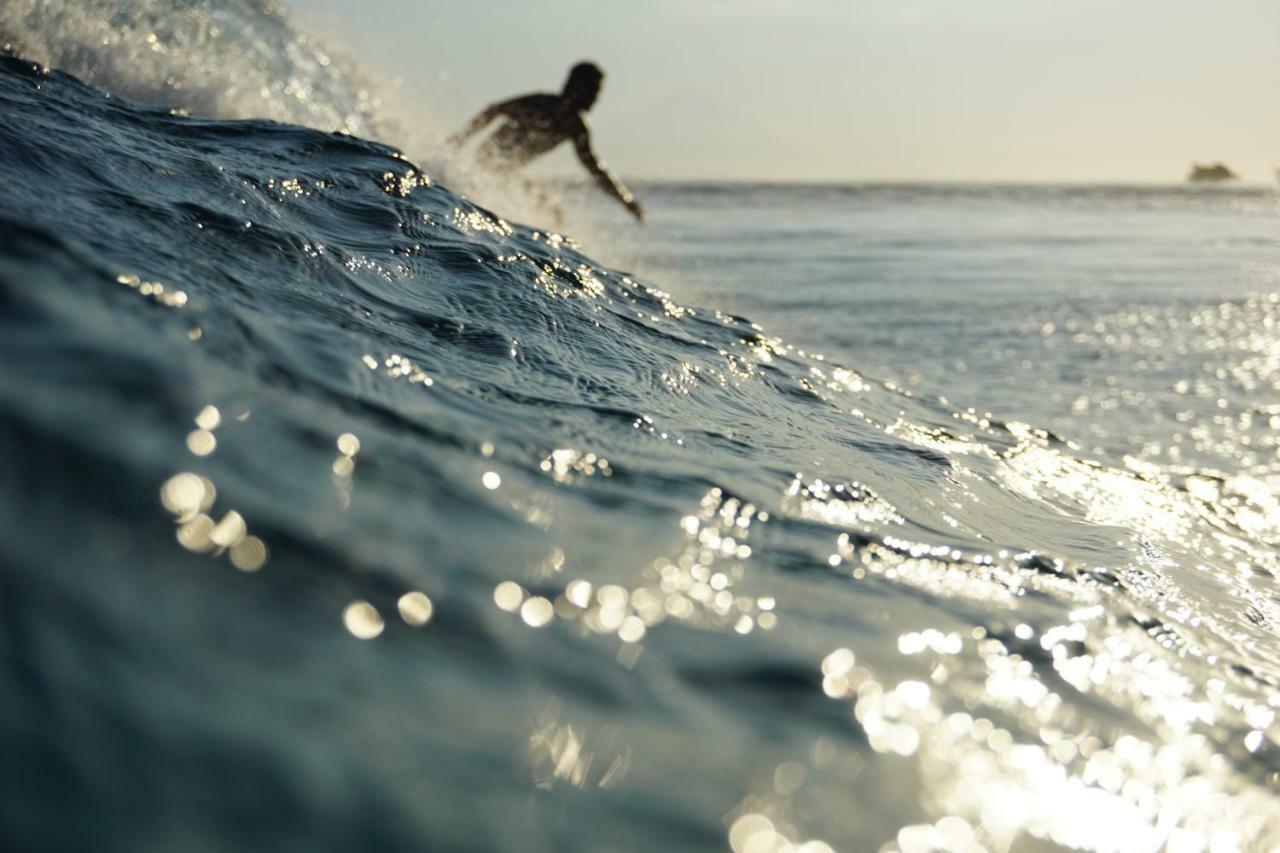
[{"xmin": 1, "ymin": 0, "xmax": 385, "ymax": 133}]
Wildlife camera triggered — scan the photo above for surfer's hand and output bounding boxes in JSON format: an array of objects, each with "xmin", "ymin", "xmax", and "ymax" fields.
[{"xmin": 626, "ymin": 199, "xmax": 644, "ymax": 223}]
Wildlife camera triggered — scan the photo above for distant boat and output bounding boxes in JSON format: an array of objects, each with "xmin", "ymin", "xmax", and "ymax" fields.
[{"xmin": 1187, "ymin": 162, "xmax": 1238, "ymax": 183}]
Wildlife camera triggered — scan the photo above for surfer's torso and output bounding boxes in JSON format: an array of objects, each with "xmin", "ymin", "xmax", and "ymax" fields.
[{"xmin": 476, "ymin": 94, "xmax": 587, "ymax": 171}]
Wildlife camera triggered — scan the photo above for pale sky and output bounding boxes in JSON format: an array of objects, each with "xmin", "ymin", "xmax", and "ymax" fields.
[{"xmin": 290, "ymin": 0, "xmax": 1279, "ymax": 183}]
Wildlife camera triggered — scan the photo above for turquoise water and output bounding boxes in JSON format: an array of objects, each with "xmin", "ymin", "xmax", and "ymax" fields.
[{"xmin": 3, "ymin": 3, "xmax": 1280, "ymax": 851}]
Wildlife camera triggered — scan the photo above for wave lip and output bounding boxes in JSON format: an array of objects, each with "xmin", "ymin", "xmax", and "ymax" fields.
[{"xmin": 1, "ymin": 0, "xmax": 384, "ymax": 134}]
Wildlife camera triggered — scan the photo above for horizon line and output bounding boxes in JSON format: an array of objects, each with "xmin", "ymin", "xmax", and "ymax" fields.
[{"xmin": 538, "ymin": 175, "xmax": 1280, "ymax": 190}]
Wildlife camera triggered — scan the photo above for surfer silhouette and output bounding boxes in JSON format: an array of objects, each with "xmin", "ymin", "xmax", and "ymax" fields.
[{"xmin": 448, "ymin": 62, "xmax": 644, "ymax": 223}]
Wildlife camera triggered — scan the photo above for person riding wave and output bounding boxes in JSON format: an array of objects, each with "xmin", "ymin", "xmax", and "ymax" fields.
[{"xmin": 448, "ymin": 62, "xmax": 643, "ymax": 223}]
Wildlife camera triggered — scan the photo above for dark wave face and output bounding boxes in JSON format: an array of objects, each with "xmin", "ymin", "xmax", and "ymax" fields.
[{"xmin": 2, "ymin": 15, "xmax": 1280, "ymax": 853}]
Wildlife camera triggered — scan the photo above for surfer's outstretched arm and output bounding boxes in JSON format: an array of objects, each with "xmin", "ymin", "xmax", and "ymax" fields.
[
  {"xmin": 447, "ymin": 97, "xmax": 522, "ymax": 148},
  {"xmin": 573, "ymin": 120, "xmax": 643, "ymax": 222}
]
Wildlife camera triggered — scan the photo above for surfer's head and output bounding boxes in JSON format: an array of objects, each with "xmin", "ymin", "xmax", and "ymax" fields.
[{"xmin": 563, "ymin": 62, "xmax": 603, "ymax": 110}]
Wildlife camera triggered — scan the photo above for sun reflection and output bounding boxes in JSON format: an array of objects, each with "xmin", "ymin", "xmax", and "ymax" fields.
[
  {"xmin": 397, "ymin": 591, "xmax": 433, "ymax": 626},
  {"xmin": 539, "ymin": 448, "xmax": 612, "ymax": 483},
  {"xmin": 229, "ymin": 535, "xmax": 267, "ymax": 572},
  {"xmin": 342, "ymin": 600, "xmax": 383, "ymax": 639},
  {"xmin": 494, "ymin": 581, "xmax": 525, "ymax": 612},
  {"xmin": 808, "ymin": 613, "xmax": 1280, "ymax": 850},
  {"xmin": 890, "ymin": 818, "xmax": 985, "ymax": 853},
  {"xmin": 786, "ymin": 474, "xmax": 905, "ymax": 529},
  {"xmin": 526, "ymin": 700, "xmax": 631, "ymax": 791},
  {"xmin": 380, "ymin": 168, "xmax": 431, "ymax": 198},
  {"xmin": 116, "ymin": 272, "xmax": 188, "ymax": 308},
  {"xmin": 726, "ymin": 811, "xmax": 835, "ymax": 853},
  {"xmin": 488, "ymin": 487, "xmax": 779, "ymax": 655},
  {"xmin": 195, "ymin": 405, "xmax": 221, "ymax": 430},
  {"xmin": 160, "ymin": 403, "xmax": 271, "ymax": 571},
  {"xmin": 362, "ymin": 352, "xmax": 434, "ymax": 388},
  {"xmin": 520, "ymin": 596, "xmax": 554, "ymax": 628},
  {"xmin": 330, "ymin": 431, "xmax": 361, "ymax": 508},
  {"xmin": 186, "ymin": 428, "xmax": 216, "ymax": 456}
]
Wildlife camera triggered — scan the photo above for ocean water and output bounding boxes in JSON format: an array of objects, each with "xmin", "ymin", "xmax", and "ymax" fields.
[{"xmin": 3, "ymin": 3, "xmax": 1280, "ymax": 852}]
